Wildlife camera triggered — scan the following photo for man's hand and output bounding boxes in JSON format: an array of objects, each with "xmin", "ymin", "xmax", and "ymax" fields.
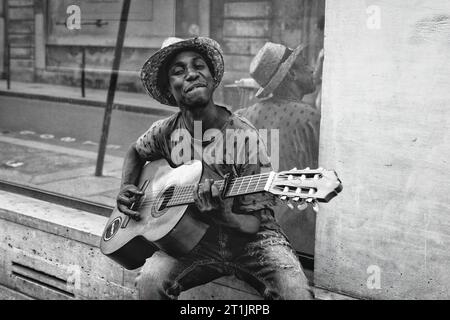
[
  {"xmin": 193, "ymin": 179, "xmax": 260, "ymax": 234},
  {"xmin": 117, "ymin": 184, "xmax": 144, "ymax": 220},
  {"xmin": 193, "ymin": 179, "xmax": 223, "ymax": 212}
]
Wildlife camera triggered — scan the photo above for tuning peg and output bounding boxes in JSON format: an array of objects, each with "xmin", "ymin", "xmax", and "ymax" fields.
[
  {"xmin": 288, "ymin": 175, "xmax": 294, "ymax": 181},
  {"xmin": 312, "ymin": 201, "xmax": 319, "ymax": 213},
  {"xmin": 292, "ymin": 197, "xmax": 300, "ymax": 202},
  {"xmin": 280, "ymin": 196, "xmax": 287, "ymax": 201},
  {"xmin": 314, "ymin": 174, "xmax": 320, "ymax": 180},
  {"xmin": 292, "ymin": 167, "xmax": 297, "ymax": 171},
  {"xmin": 297, "ymin": 202, "xmax": 308, "ymax": 211},
  {"xmin": 287, "ymin": 202, "xmax": 294, "ymax": 210},
  {"xmin": 308, "ymin": 189, "xmax": 315, "ymax": 195},
  {"xmin": 300, "ymin": 175, "xmax": 306, "ymax": 180},
  {"xmin": 306, "ymin": 198, "xmax": 314, "ymax": 203}
]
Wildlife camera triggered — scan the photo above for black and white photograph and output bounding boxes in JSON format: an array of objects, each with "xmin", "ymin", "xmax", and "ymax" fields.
[{"xmin": 0, "ymin": 0, "xmax": 449, "ymax": 306}]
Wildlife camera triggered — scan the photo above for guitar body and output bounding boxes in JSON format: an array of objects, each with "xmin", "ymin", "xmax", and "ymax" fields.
[{"xmin": 100, "ymin": 159, "xmax": 209, "ymax": 270}]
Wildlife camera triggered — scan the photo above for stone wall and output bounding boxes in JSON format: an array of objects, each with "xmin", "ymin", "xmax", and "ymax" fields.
[{"xmin": 315, "ymin": 0, "xmax": 450, "ymax": 299}]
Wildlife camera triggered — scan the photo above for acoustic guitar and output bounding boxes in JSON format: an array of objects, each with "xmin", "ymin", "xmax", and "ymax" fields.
[{"xmin": 100, "ymin": 159, "xmax": 342, "ymax": 270}]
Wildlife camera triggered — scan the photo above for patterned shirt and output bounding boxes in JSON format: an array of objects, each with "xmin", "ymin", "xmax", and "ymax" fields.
[
  {"xmin": 135, "ymin": 105, "xmax": 278, "ymax": 229},
  {"xmin": 236, "ymin": 98, "xmax": 320, "ymax": 171}
]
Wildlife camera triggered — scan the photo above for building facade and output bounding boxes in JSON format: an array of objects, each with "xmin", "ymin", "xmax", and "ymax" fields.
[{"xmin": 1, "ymin": 0, "xmax": 325, "ymax": 104}]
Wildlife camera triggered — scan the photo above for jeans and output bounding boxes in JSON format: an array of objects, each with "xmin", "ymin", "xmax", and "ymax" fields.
[{"xmin": 135, "ymin": 211, "xmax": 313, "ymax": 300}]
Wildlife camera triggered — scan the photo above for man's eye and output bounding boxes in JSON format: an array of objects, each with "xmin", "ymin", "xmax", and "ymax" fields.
[
  {"xmin": 194, "ymin": 63, "xmax": 205, "ymax": 69},
  {"xmin": 172, "ymin": 67, "xmax": 184, "ymax": 75}
]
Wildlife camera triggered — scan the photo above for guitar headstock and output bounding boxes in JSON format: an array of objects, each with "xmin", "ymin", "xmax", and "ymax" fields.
[{"xmin": 266, "ymin": 167, "xmax": 343, "ymax": 209}]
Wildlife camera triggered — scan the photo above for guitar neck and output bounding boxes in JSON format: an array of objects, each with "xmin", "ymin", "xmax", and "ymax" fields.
[{"xmin": 166, "ymin": 173, "xmax": 273, "ymax": 207}]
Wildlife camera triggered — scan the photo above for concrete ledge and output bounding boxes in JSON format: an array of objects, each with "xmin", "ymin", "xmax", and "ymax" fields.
[
  {"xmin": 313, "ymin": 287, "xmax": 359, "ymax": 300},
  {"xmin": 0, "ymin": 284, "xmax": 34, "ymax": 300},
  {"xmin": 0, "ymin": 191, "xmax": 262, "ymax": 299},
  {"xmin": 0, "ymin": 191, "xmax": 106, "ymax": 247}
]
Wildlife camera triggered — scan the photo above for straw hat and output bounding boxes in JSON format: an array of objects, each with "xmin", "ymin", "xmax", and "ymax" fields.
[
  {"xmin": 250, "ymin": 42, "xmax": 307, "ymax": 98},
  {"xmin": 141, "ymin": 37, "xmax": 225, "ymax": 106}
]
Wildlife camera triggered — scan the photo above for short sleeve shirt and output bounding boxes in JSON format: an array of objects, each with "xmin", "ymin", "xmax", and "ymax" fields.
[{"xmin": 135, "ymin": 105, "xmax": 278, "ymax": 228}]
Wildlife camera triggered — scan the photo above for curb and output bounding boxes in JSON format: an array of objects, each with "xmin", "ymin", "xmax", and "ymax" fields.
[{"xmin": 0, "ymin": 89, "xmax": 176, "ymax": 117}]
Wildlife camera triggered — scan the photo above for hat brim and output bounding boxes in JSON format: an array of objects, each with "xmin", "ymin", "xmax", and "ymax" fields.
[
  {"xmin": 141, "ymin": 37, "xmax": 225, "ymax": 106},
  {"xmin": 255, "ymin": 44, "xmax": 307, "ymax": 99}
]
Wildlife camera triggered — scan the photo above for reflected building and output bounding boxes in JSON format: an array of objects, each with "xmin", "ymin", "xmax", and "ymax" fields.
[{"xmin": 0, "ymin": 0, "xmax": 324, "ymax": 107}]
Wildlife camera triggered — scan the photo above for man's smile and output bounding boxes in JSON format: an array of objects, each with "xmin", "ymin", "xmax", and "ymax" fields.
[{"xmin": 184, "ymin": 83, "xmax": 207, "ymax": 93}]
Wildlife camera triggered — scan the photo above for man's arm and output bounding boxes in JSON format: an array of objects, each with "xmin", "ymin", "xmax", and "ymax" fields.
[
  {"xmin": 120, "ymin": 143, "xmax": 146, "ymax": 188},
  {"xmin": 116, "ymin": 143, "xmax": 147, "ymax": 220}
]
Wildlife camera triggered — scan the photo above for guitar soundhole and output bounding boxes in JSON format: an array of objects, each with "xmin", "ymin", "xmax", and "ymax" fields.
[
  {"xmin": 153, "ymin": 185, "xmax": 175, "ymax": 217},
  {"xmin": 103, "ymin": 217, "xmax": 122, "ymax": 242}
]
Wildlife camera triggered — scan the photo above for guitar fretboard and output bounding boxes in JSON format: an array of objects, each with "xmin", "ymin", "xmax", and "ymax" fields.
[{"xmin": 166, "ymin": 173, "xmax": 271, "ymax": 207}]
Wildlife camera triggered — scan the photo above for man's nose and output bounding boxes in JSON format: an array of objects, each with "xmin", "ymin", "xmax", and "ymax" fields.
[{"xmin": 186, "ymin": 68, "xmax": 200, "ymax": 81}]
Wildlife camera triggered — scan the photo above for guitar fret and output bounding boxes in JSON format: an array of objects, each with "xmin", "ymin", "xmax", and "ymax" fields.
[
  {"xmin": 256, "ymin": 174, "xmax": 262, "ymax": 193},
  {"xmin": 244, "ymin": 177, "xmax": 252, "ymax": 194},
  {"xmin": 229, "ymin": 178, "xmax": 237, "ymax": 197},
  {"xmin": 237, "ymin": 177, "xmax": 245, "ymax": 196},
  {"xmin": 248, "ymin": 176, "xmax": 259, "ymax": 194}
]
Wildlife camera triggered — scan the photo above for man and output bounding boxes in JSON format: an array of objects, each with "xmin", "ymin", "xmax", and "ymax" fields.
[
  {"xmin": 236, "ymin": 42, "xmax": 321, "ymax": 172},
  {"xmin": 116, "ymin": 37, "xmax": 313, "ymax": 300},
  {"xmin": 235, "ymin": 42, "xmax": 321, "ymax": 254}
]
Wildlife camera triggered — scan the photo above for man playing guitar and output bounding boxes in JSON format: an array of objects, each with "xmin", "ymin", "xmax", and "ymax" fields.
[{"xmin": 115, "ymin": 37, "xmax": 313, "ymax": 300}]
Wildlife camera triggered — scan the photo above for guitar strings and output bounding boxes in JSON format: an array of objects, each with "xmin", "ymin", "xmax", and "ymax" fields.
[
  {"xmin": 166, "ymin": 176, "xmax": 269, "ymax": 206},
  {"xmin": 137, "ymin": 173, "xmax": 269, "ymax": 200},
  {"xmin": 137, "ymin": 173, "xmax": 271, "ymax": 207},
  {"xmin": 140, "ymin": 174, "xmax": 270, "ymax": 206},
  {"xmin": 137, "ymin": 179, "xmax": 269, "ymax": 210},
  {"xmin": 165, "ymin": 176, "xmax": 270, "ymax": 207}
]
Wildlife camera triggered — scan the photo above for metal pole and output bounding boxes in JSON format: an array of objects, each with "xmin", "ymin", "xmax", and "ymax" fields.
[
  {"xmin": 95, "ymin": 0, "xmax": 131, "ymax": 176},
  {"xmin": 81, "ymin": 47, "xmax": 86, "ymax": 97},
  {"xmin": 6, "ymin": 44, "xmax": 10, "ymax": 90},
  {"xmin": 4, "ymin": 0, "xmax": 10, "ymax": 89}
]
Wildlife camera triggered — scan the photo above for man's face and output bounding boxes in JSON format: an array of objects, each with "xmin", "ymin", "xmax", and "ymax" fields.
[
  {"xmin": 167, "ymin": 50, "xmax": 215, "ymax": 108},
  {"xmin": 291, "ymin": 56, "xmax": 315, "ymax": 95}
]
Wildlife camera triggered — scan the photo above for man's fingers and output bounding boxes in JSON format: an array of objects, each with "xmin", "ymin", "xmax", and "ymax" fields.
[
  {"xmin": 117, "ymin": 194, "xmax": 133, "ymax": 206},
  {"xmin": 124, "ymin": 188, "xmax": 144, "ymax": 198},
  {"xmin": 122, "ymin": 184, "xmax": 144, "ymax": 195},
  {"xmin": 193, "ymin": 184, "xmax": 199, "ymax": 202},
  {"xmin": 211, "ymin": 183, "xmax": 223, "ymax": 210},
  {"xmin": 201, "ymin": 179, "xmax": 213, "ymax": 201},
  {"xmin": 193, "ymin": 184, "xmax": 206, "ymax": 208},
  {"xmin": 193, "ymin": 180, "xmax": 223, "ymax": 212},
  {"xmin": 211, "ymin": 183, "xmax": 220, "ymax": 199},
  {"xmin": 132, "ymin": 189, "xmax": 145, "ymax": 196},
  {"xmin": 118, "ymin": 204, "xmax": 141, "ymax": 221}
]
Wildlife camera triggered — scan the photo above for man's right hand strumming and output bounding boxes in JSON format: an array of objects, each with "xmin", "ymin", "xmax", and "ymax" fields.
[{"xmin": 117, "ymin": 184, "xmax": 144, "ymax": 220}]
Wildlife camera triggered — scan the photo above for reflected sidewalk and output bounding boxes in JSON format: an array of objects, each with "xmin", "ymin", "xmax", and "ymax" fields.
[
  {"xmin": 0, "ymin": 80, "xmax": 176, "ymax": 209},
  {"xmin": 0, "ymin": 131, "xmax": 123, "ymax": 208}
]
